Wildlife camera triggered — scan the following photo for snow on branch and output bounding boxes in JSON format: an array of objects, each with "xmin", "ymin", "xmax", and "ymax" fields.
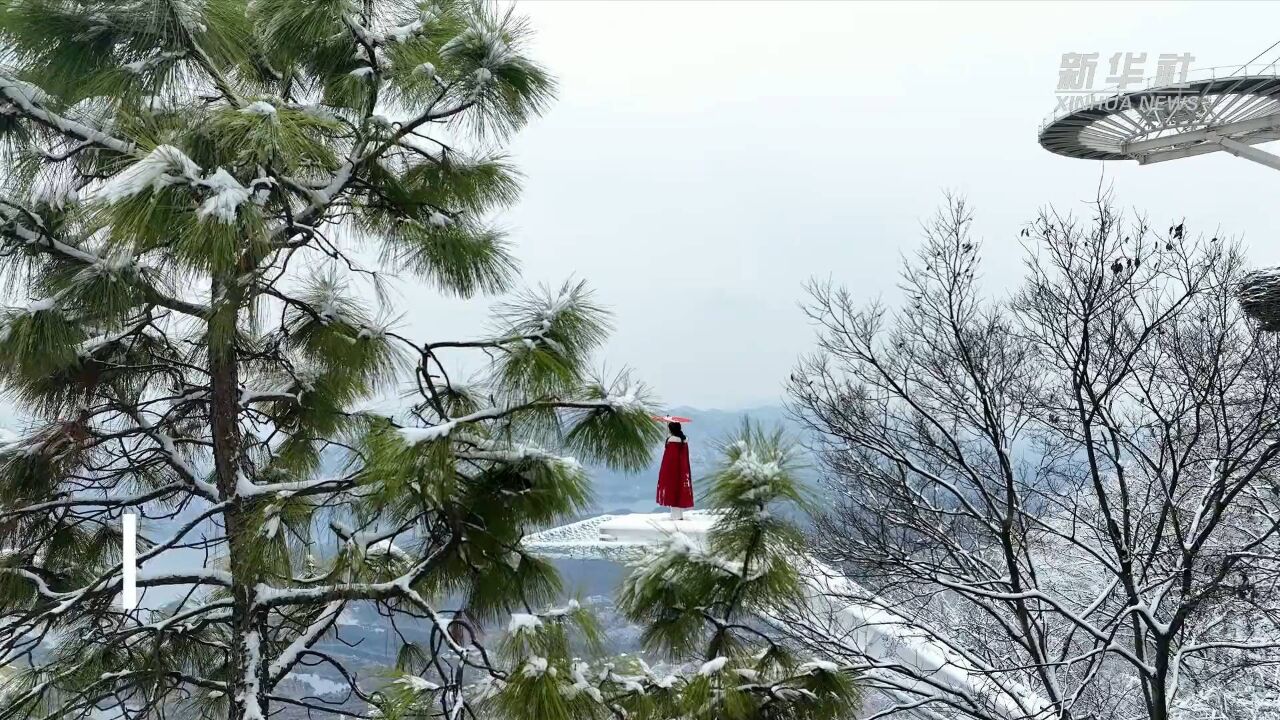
[
  {"xmin": 397, "ymin": 418, "xmax": 459, "ymax": 445},
  {"xmin": 266, "ymin": 600, "xmax": 345, "ymax": 684},
  {"xmin": 98, "ymin": 144, "xmax": 202, "ymax": 202},
  {"xmin": 240, "ymin": 100, "xmax": 277, "ymax": 116},
  {"xmin": 506, "ymin": 613, "xmax": 541, "ymax": 635},
  {"xmin": 122, "ymin": 50, "xmax": 187, "ymax": 75},
  {"xmin": 235, "ymin": 471, "xmax": 348, "ymax": 499},
  {"xmin": 0, "ymin": 75, "xmax": 134, "ymax": 154},
  {"xmin": 196, "ymin": 168, "xmax": 252, "ymax": 223}
]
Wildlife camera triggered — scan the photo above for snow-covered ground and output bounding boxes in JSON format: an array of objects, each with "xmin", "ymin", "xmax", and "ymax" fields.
[{"xmin": 524, "ymin": 512, "xmax": 1051, "ymax": 720}]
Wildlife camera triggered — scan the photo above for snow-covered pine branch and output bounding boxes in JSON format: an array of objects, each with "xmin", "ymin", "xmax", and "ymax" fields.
[{"xmin": 0, "ymin": 4, "xmax": 659, "ymax": 720}]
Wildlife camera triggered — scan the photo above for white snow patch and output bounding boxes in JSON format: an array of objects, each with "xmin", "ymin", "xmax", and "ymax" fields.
[
  {"xmin": 288, "ymin": 673, "xmax": 345, "ymax": 697},
  {"xmin": 240, "ymin": 101, "xmax": 277, "ymax": 116},
  {"xmin": 242, "ymin": 630, "xmax": 266, "ymax": 720},
  {"xmin": 197, "ymin": 168, "xmax": 251, "ymax": 224},
  {"xmin": 545, "ymin": 598, "xmax": 580, "ymax": 617},
  {"xmin": 386, "ymin": 20, "xmax": 424, "ymax": 43},
  {"xmin": 507, "ymin": 613, "xmax": 542, "ymax": 635},
  {"xmin": 566, "ymin": 661, "xmax": 604, "ymax": 701},
  {"xmin": 260, "ymin": 512, "xmax": 281, "ymax": 541},
  {"xmin": 90, "ymin": 252, "xmax": 134, "ymax": 276},
  {"xmin": 122, "ymin": 51, "xmax": 185, "ymax": 75},
  {"xmin": 366, "ymin": 539, "xmax": 411, "ymax": 563},
  {"xmin": 666, "ymin": 533, "xmax": 697, "ymax": 557},
  {"xmin": 522, "ymin": 656, "xmax": 550, "ymax": 678},
  {"xmin": 732, "ymin": 455, "xmax": 782, "ymax": 484},
  {"xmin": 699, "ymin": 656, "xmax": 728, "ymax": 676},
  {"xmin": 25, "ymin": 297, "xmax": 58, "ymax": 314},
  {"xmin": 653, "ymin": 674, "xmax": 678, "ymax": 689},
  {"xmin": 603, "ymin": 387, "xmax": 645, "ymax": 412},
  {"xmin": 99, "ymin": 145, "xmax": 201, "ymax": 202},
  {"xmin": 397, "ymin": 421, "xmax": 456, "ymax": 445},
  {"xmin": 395, "ymin": 675, "xmax": 440, "ymax": 693},
  {"xmin": 30, "ymin": 181, "xmax": 79, "ymax": 210},
  {"xmin": 299, "ymin": 104, "xmax": 337, "ymax": 122}
]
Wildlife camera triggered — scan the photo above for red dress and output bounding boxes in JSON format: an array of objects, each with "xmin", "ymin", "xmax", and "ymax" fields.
[{"xmin": 656, "ymin": 438, "xmax": 694, "ymax": 509}]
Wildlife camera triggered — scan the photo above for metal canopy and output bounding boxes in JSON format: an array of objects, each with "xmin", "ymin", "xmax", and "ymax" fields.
[{"xmin": 1039, "ymin": 65, "xmax": 1280, "ymax": 170}]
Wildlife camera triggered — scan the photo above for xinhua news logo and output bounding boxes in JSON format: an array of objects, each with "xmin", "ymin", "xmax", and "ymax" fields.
[{"xmin": 1053, "ymin": 52, "xmax": 1197, "ymax": 116}]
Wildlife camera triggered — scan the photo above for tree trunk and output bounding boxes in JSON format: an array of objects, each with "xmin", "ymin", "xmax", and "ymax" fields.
[{"xmin": 208, "ymin": 278, "xmax": 261, "ymax": 720}]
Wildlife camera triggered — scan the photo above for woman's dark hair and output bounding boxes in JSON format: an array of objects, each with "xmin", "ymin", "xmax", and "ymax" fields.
[{"xmin": 668, "ymin": 421, "xmax": 686, "ymax": 440}]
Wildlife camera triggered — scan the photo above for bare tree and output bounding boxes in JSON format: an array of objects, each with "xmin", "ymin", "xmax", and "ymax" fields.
[{"xmin": 787, "ymin": 196, "xmax": 1280, "ymax": 720}]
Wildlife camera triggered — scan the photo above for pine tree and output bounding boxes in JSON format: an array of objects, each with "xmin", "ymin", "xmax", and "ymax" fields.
[
  {"xmin": 464, "ymin": 423, "xmax": 860, "ymax": 720},
  {"xmin": 0, "ymin": 1, "xmax": 660, "ymax": 718},
  {"xmin": 0, "ymin": 2, "xmax": 858, "ymax": 720}
]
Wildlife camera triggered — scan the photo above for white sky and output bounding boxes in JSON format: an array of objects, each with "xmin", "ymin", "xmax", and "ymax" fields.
[{"xmin": 389, "ymin": 1, "xmax": 1280, "ymax": 410}]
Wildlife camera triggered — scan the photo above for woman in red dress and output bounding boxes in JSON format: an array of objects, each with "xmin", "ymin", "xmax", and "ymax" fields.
[{"xmin": 656, "ymin": 421, "xmax": 694, "ymax": 519}]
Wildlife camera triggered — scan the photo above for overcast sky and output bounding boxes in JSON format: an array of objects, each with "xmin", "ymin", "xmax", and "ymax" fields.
[{"xmin": 393, "ymin": 1, "xmax": 1280, "ymax": 410}]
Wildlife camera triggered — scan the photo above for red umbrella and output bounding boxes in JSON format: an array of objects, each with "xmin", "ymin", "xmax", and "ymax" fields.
[{"xmin": 651, "ymin": 415, "xmax": 692, "ymax": 423}]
